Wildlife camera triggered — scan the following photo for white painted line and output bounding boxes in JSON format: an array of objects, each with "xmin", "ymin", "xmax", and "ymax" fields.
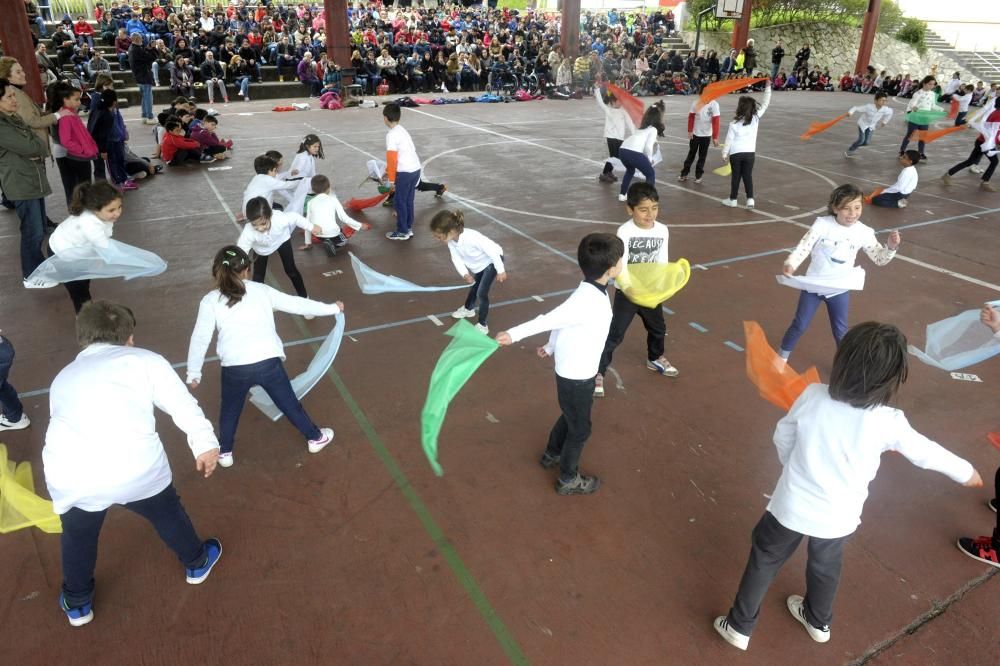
[
  {"xmin": 693, "ymin": 264, "xmax": 708, "ymax": 271},
  {"xmin": 894, "ymin": 254, "xmax": 1000, "ymax": 293},
  {"xmin": 532, "ymin": 295, "xmax": 544, "ymax": 302},
  {"xmin": 950, "ymin": 372, "xmax": 982, "ymax": 382},
  {"xmin": 427, "ymin": 314, "xmax": 443, "ymax": 326},
  {"xmin": 322, "ymin": 270, "xmax": 344, "ymax": 277},
  {"xmin": 348, "ymin": 336, "xmax": 358, "ymax": 342},
  {"xmin": 207, "ymin": 166, "xmax": 232, "ymax": 171}
]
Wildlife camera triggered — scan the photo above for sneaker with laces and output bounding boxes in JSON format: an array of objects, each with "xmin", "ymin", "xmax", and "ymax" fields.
[
  {"xmin": 60, "ymin": 593, "xmax": 94, "ymax": 627},
  {"xmin": 647, "ymin": 357, "xmax": 679, "ymax": 377},
  {"xmin": 677, "ymin": 174, "xmax": 688, "ymax": 182},
  {"xmin": 217, "ymin": 452, "xmax": 233, "ymax": 468},
  {"xmin": 617, "ymin": 194, "xmax": 627, "ymax": 202},
  {"xmin": 385, "ymin": 231, "xmax": 410, "ymax": 240},
  {"xmin": 404, "ymin": 230, "xmax": 414, "ymax": 239},
  {"xmin": 721, "ymin": 198, "xmax": 738, "ymax": 207},
  {"xmin": 539, "ymin": 452, "xmax": 560, "ymax": 469},
  {"xmin": 593, "ymin": 374, "xmax": 604, "ymax": 397},
  {"xmin": 308, "ymin": 427, "xmax": 334, "ymax": 453},
  {"xmin": 23, "ymin": 276, "xmax": 58, "ymax": 289},
  {"xmin": 186, "ymin": 538, "xmax": 222, "ymax": 584},
  {"xmin": 787, "ymin": 595, "xmax": 831, "ymax": 643},
  {"xmin": 474, "ymin": 323, "xmax": 489, "ymax": 334},
  {"xmin": 694, "ymin": 177, "xmax": 703, "ymax": 184},
  {"xmin": 451, "ymin": 306, "xmax": 476, "ymax": 319},
  {"xmin": 556, "ymin": 473, "xmax": 601, "ymax": 495},
  {"xmin": 713, "ymin": 616, "xmax": 749, "ymax": 650},
  {"xmin": 971, "ymin": 165, "xmax": 985, "ymax": 174},
  {"xmin": 956, "ymin": 535, "xmax": 1000, "ymax": 568},
  {"xmin": 121, "ymin": 179, "xmax": 138, "ymax": 191},
  {"xmin": 746, "ymin": 198, "xmax": 755, "ymax": 209},
  {"xmin": 0, "ymin": 413, "xmax": 30, "ymax": 431}
]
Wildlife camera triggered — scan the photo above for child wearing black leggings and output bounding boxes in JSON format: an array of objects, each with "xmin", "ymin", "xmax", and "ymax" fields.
[
  {"xmin": 721, "ymin": 82, "xmax": 771, "ymax": 209},
  {"xmin": 237, "ymin": 197, "xmax": 321, "ymax": 299}
]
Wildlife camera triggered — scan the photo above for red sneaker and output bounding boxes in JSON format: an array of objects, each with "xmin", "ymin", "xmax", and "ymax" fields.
[{"xmin": 956, "ymin": 536, "xmax": 1000, "ymax": 569}]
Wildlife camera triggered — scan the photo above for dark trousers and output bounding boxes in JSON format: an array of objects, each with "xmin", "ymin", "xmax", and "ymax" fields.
[
  {"xmin": 955, "ymin": 111, "xmax": 968, "ymax": 126},
  {"xmin": 203, "ymin": 145, "xmax": 227, "ymax": 157},
  {"xmin": 251, "ymin": 239, "xmax": 307, "ymax": 297},
  {"xmin": 599, "ymin": 289, "xmax": 666, "ymax": 375},
  {"xmin": 13, "ymin": 197, "xmax": 47, "ymax": 278},
  {"xmin": 899, "ymin": 122, "xmax": 928, "ymax": 155},
  {"xmin": 681, "ymin": 135, "xmax": 711, "ymax": 178},
  {"xmin": 394, "ymin": 169, "xmax": 420, "ymax": 234},
  {"xmin": 0, "ymin": 337, "xmax": 24, "ymax": 422},
  {"xmin": 107, "ymin": 141, "xmax": 130, "ymax": 184},
  {"xmin": 729, "ymin": 152, "xmax": 756, "ymax": 199},
  {"xmin": 871, "ymin": 191, "xmax": 908, "ymax": 208},
  {"xmin": 779, "ymin": 290, "xmax": 850, "ymax": 354},
  {"xmin": 619, "ymin": 148, "xmax": 655, "ymax": 196},
  {"xmin": 56, "ymin": 157, "xmax": 93, "ymax": 207},
  {"xmin": 948, "ymin": 143, "xmax": 999, "ymax": 182},
  {"xmin": 168, "ymin": 149, "xmax": 202, "ymax": 166},
  {"xmin": 727, "ymin": 512, "xmax": 849, "ymax": 635},
  {"xmin": 546, "ymin": 374, "xmax": 596, "ymax": 483},
  {"xmin": 92, "ymin": 157, "xmax": 106, "ymax": 180},
  {"xmin": 464, "ymin": 262, "xmax": 500, "ymax": 325},
  {"xmin": 385, "ymin": 178, "xmax": 443, "ymax": 204},
  {"xmin": 847, "ymin": 127, "xmax": 872, "ymax": 153},
  {"xmin": 59, "ymin": 483, "xmax": 206, "ymax": 608},
  {"xmin": 64, "ymin": 280, "xmax": 92, "ymax": 314},
  {"xmin": 219, "ymin": 357, "xmax": 321, "ymax": 453},
  {"xmin": 602, "ymin": 137, "xmax": 623, "ymax": 174}
]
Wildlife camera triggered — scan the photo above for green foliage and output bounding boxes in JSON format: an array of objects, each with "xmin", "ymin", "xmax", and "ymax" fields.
[
  {"xmin": 895, "ymin": 17, "xmax": 927, "ymax": 55},
  {"xmin": 685, "ymin": 0, "xmax": 905, "ymax": 33}
]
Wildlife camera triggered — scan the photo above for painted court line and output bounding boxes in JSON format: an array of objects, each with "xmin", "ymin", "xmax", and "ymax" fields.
[
  {"xmin": 427, "ymin": 314, "xmax": 444, "ymax": 326},
  {"xmin": 689, "ymin": 322, "xmax": 709, "ymax": 333},
  {"xmin": 724, "ymin": 341, "xmax": 745, "ymax": 352}
]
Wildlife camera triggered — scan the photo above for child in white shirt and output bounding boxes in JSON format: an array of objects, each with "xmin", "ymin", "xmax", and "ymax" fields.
[
  {"xmin": 242, "ymin": 154, "xmax": 298, "ymax": 214},
  {"xmin": 45, "ymin": 300, "xmax": 222, "ymax": 627},
  {"xmin": 431, "ymin": 209, "xmax": 506, "ymax": 334},
  {"xmin": 617, "ymin": 101, "xmax": 665, "ymax": 201},
  {"xmin": 679, "ymin": 97, "xmax": 720, "ymax": 182},
  {"xmin": 900, "ymin": 74, "xmax": 940, "ymax": 158},
  {"xmin": 845, "ymin": 91, "xmax": 893, "ymax": 157},
  {"xmin": 721, "ymin": 82, "xmax": 772, "ymax": 209},
  {"xmin": 301, "ymin": 174, "xmax": 369, "ymax": 253},
  {"xmin": 238, "ymin": 196, "xmax": 320, "ymax": 298},
  {"xmin": 186, "ymin": 246, "xmax": 341, "ymax": 467},
  {"xmin": 872, "ymin": 151, "xmax": 920, "ymax": 208},
  {"xmin": 285, "ymin": 134, "xmax": 324, "ymax": 216},
  {"xmin": 383, "ymin": 103, "xmax": 422, "ymax": 240},
  {"xmin": 779, "ymin": 184, "xmax": 900, "ymax": 360},
  {"xmin": 594, "ymin": 86, "xmax": 636, "ymax": 183},
  {"xmin": 495, "ymin": 233, "xmax": 623, "ymax": 496},
  {"xmin": 714, "ymin": 321, "xmax": 981, "ymax": 652},
  {"xmin": 953, "ymin": 84, "xmax": 973, "ymax": 126}
]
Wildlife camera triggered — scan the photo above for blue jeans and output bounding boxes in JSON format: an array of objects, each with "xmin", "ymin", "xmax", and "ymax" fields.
[
  {"xmin": 59, "ymin": 483, "xmax": 207, "ymax": 608},
  {"xmin": 847, "ymin": 127, "xmax": 872, "ymax": 153},
  {"xmin": 464, "ymin": 261, "xmax": 501, "ymax": 325},
  {"xmin": 393, "ymin": 169, "xmax": 420, "ymax": 234},
  {"xmin": 236, "ymin": 75, "xmax": 250, "ymax": 97},
  {"xmin": 899, "ymin": 121, "xmax": 927, "ymax": 155},
  {"xmin": 0, "ymin": 337, "xmax": 24, "ymax": 422},
  {"xmin": 218, "ymin": 357, "xmax": 321, "ymax": 454},
  {"xmin": 618, "ymin": 148, "xmax": 655, "ymax": 196},
  {"xmin": 107, "ymin": 141, "xmax": 130, "ymax": 184},
  {"xmin": 13, "ymin": 197, "xmax": 47, "ymax": 278},
  {"xmin": 139, "ymin": 83, "xmax": 153, "ymax": 119},
  {"xmin": 779, "ymin": 290, "xmax": 851, "ymax": 354},
  {"xmin": 35, "ymin": 17, "xmax": 47, "ymax": 36}
]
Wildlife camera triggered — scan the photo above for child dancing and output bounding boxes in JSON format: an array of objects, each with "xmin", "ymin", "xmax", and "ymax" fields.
[
  {"xmin": 594, "ymin": 86, "xmax": 635, "ymax": 183},
  {"xmin": 844, "ymin": 91, "xmax": 893, "ymax": 158},
  {"xmin": 616, "ymin": 101, "xmax": 665, "ymax": 202},
  {"xmin": 238, "ymin": 196, "xmax": 320, "ymax": 298},
  {"xmin": 302, "ymin": 174, "xmax": 369, "ymax": 253},
  {"xmin": 679, "ymin": 96, "xmax": 720, "ymax": 183},
  {"xmin": 721, "ymin": 81, "xmax": 771, "ymax": 209}
]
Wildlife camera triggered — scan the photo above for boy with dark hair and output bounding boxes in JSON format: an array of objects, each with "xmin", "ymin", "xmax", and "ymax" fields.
[
  {"xmin": 43, "ymin": 300, "xmax": 222, "ymax": 627},
  {"xmin": 496, "ymin": 233, "xmax": 624, "ymax": 495},
  {"xmin": 844, "ymin": 91, "xmax": 893, "ymax": 158},
  {"xmin": 595, "ymin": 182, "xmax": 677, "ymax": 398},
  {"xmin": 871, "ymin": 150, "xmax": 920, "ymax": 208},
  {"xmin": 242, "ymin": 154, "xmax": 297, "ymax": 212},
  {"xmin": 160, "ymin": 120, "xmax": 211, "ymax": 166},
  {"xmin": 382, "ymin": 102, "xmax": 422, "ymax": 241}
]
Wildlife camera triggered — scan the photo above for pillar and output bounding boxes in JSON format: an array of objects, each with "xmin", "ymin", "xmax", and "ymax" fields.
[
  {"xmin": 854, "ymin": 0, "xmax": 882, "ymax": 74},
  {"xmin": 323, "ymin": 0, "xmax": 352, "ymax": 71},
  {"xmin": 0, "ymin": 0, "xmax": 44, "ymax": 104},
  {"xmin": 731, "ymin": 0, "xmax": 753, "ymax": 51},
  {"xmin": 560, "ymin": 0, "xmax": 580, "ymax": 61}
]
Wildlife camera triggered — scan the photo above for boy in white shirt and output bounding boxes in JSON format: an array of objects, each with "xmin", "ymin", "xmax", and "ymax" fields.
[
  {"xmin": 383, "ymin": 103, "xmax": 422, "ymax": 241},
  {"xmin": 844, "ymin": 91, "xmax": 893, "ymax": 157},
  {"xmin": 44, "ymin": 301, "xmax": 222, "ymax": 627},
  {"xmin": 872, "ymin": 150, "xmax": 920, "ymax": 208},
  {"xmin": 596, "ymin": 183, "xmax": 677, "ymax": 398},
  {"xmin": 242, "ymin": 154, "xmax": 298, "ymax": 215},
  {"xmin": 714, "ymin": 322, "xmax": 981, "ymax": 652},
  {"xmin": 952, "ymin": 84, "xmax": 974, "ymax": 126},
  {"xmin": 495, "ymin": 233, "xmax": 623, "ymax": 495},
  {"xmin": 679, "ymin": 97, "xmax": 720, "ymax": 183},
  {"xmin": 301, "ymin": 175, "xmax": 370, "ymax": 254}
]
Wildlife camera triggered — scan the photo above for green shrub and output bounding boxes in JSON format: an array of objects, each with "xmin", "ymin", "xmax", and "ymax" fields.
[{"xmin": 895, "ymin": 17, "xmax": 927, "ymax": 56}]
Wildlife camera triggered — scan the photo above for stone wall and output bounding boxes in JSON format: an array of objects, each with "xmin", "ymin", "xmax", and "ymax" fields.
[{"xmin": 682, "ymin": 22, "xmax": 975, "ymax": 81}]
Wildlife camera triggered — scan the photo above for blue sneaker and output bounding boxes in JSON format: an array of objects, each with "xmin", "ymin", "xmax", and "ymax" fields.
[
  {"xmin": 185, "ymin": 538, "xmax": 222, "ymax": 585},
  {"xmin": 59, "ymin": 593, "xmax": 94, "ymax": 627},
  {"xmin": 385, "ymin": 231, "xmax": 410, "ymax": 241}
]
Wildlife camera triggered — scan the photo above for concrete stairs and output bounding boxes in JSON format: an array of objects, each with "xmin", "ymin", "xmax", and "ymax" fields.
[{"xmin": 923, "ymin": 28, "xmax": 1000, "ymax": 83}]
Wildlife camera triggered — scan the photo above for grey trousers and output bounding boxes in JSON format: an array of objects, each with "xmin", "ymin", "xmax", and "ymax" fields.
[{"xmin": 726, "ymin": 511, "xmax": 849, "ymax": 635}]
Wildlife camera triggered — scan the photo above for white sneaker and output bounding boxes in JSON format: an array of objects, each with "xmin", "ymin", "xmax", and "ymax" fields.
[
  {"xmin": 0, "ymin": 413, "xmax": 30, "ymax": 431},
  {"xmin": 746, "ymin": 198, "xmax": 755, "ymax": 209},
  {"xmin": 787, "ymin": 595, "xmax": 831, "ymax": 643},
  {"xmin": 721, "ymin": 198, "xmax": 738, "ymax": 207},
  {"xmin": 217, "ymin": 452, "xmax": 234, "ymax": 468},
  {"xmin": 451, "ymin": 306, "xmax": 476, "ymax": 319},
  {"xmin": 307, "ymin": 427, "xmax": 334, "ymax": 453},
  {"xmin": 617, "ymin": 194, "xmax": 627, "ymax": 202},
  {"xmin": 474, "ymin": 323, "xmax": 489, "ymax": 334},
  {"xmin": 713, "ymin": 616, "xmax": 749, "ymax": 651},
  {"xmin": 23, "ymin": 276, "xmax": 58, "ymax": 289},
  {"xmin": 897, "ymin": 199, "xmax": 908, "ymax": 208},
  {"xmin": 971, "ymin": 165, "xmax": 985, "ymax": 174}
]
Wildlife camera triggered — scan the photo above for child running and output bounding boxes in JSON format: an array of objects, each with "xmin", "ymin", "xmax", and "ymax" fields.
[
  {"xmin": 779, "ymin": 184, "xmax": 900, "ymax": 361},
  {"xmin": 595, "ymin": 182, "xmax": 676, "ymax": 398},
  {"xmin": 186, "ymin": 246, "xmax": 341, "ymax": 468},
  {"xmin": 431, "ymin": 209, "xmax": 506, "ymax": 335},
  {"xmin": 941, "ymin": 96, "xmax": 1000, "ymax": 193},
  {"xmin": 900, "ymin": 74, "xmax": 939, "ymax": 160},
  {"xmin": 721, "ymin": 81, "xmax": 771, "ymax": 209},
  {"xmin": 679, "ymin": 95, "xmax": 720, "ymax": 183},
  {"xmin": 302, "ymin": 174, "xmax": 369, "ymax": 253},
  {"xmin": 713, "ymin": 321, "xmax": 981, "ymax": 652},
  {"xmin": 844, "ymin": 91, "xmax": 893, "ymax": 158},
  {"xmin": 44, "ymin": 300, "xmax": 222, "ymax": 627},
  {"xmin": 238, "ymin": 196, "xmax": 319, "ymax": 299},
  {"xmin": 383, "ymin": 103, "xmax": 422, "ymax": 241},
  {"xmin": 872, "ymin": 151, "xmax": 920, "ymax": 208},
  {"xmin": 594, "ymin": 85, "xmax": 635, "ymax": 183},
  {"xmin": 495, "ymin": 233, "xmax": 623, "ymax": 495},
  {"xmin": 285, "ymin": 134, "xmax": 324, "ymax": 215},
  {"xmin": 617, "ymin": 101, "xmax": 665, "ymax": 202}
]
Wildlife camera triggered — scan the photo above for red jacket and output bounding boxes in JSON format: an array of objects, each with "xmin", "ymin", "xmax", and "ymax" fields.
[
  {"xmin": 75, "ymin": 20, "xmax": 95, "ymax": 36},
  {"xmin": 161, "ymin": 132, "xmax": 200, "ymax": 162}
]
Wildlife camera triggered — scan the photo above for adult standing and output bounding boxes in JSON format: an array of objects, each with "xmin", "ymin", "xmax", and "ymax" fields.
[
  {"xmin": 128, "ymin": 33, "xmax": 157, "ymax": 125},
  {"xmin": 771, "ymin": 41, "xmax": 784, "ymax": 80},
  {"xmin": 794, "ymin": 43, "xmax": 810, "ymax": 72},
  {"xmin": 0, "ymin": 78, "xmax": 56, "ymax": 288},
  {"xmin": 743, "ymin": 39, "xmax": 758, "ymax": 75}
]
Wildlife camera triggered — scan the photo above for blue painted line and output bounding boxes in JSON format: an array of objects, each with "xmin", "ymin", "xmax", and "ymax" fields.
[
  {"xmin": 700, "ymin": 247, "xmax": 791, "ymax": 268},
  {"xmin": 876, "ymin": 206, "xmax": 1000, "ymax": 234},
  {"xmin": 689, "ymin": 322, "xmax": 709, "ymax": 333},
  {"xmin": 662, "ymin": 305, "xmax": 675, "ymax": 315},
  {"xmin": 724, "ymin": 341, "xmax": 745, "ymax": 352}
]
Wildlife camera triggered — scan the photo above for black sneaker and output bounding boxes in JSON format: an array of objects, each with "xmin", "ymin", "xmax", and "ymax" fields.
[
  {"xmin": 539, "ymin": 452, "xmax": 560, "ymax": 469},
  {"xmin": 556, "ymin": 473, "xmax": 600, "ymax": 495}
]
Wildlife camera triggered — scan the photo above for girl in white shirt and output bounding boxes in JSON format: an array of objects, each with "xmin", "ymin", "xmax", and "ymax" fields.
[
  {"xmin": 47, "ymin": 182, "xmax": 122, "ymax": 313},
  {"xmin": 900, "ymin": 74, "xmax": 940, "ymax": 158},
  {"xmin": 617, "ymin": 101, "xmax": 664, "ymax": 202},
  {"xmin": 714, "ymin": 322, "xmax": 980, "ymax": 652},
  {"xmin": 431, "ymin": 209, "xmax": 506, "ymax": 334},
  {"xmin": 595, "ymin": 86, "xmax": 635, "ymax": 183},
  {"xmin": 186, "ymin": 246, "xmax": 341, "ymax": 467},
  {"xmin": 285, "ymin": 134, "xmax": 324, "ymax": 216},
  {"xmin": 301, "ymin": 174, "xmax": 369, "ymax": 252},
  {"xmin": 779, "ymin": 184, "xmax": 900, "ymax": 360},
  {"xmin": 721, "ymin": 81, "xmax": 771, "ymax": 209},
  {"xmin": 239, "ymin": 196, "xmax": 321, "ymax": 298}
]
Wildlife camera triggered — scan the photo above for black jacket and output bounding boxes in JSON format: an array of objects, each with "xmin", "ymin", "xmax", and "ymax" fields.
[{"xmin": 129, "ymin": 43, "xmax": 156, "ymax": 84}]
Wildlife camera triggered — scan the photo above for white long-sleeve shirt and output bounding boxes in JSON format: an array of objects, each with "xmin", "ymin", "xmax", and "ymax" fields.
[
  {"xmin": 768, "ymin": 383, "xmax": 975, "ymax": 538},
  {"xmin": 883, "ymin": 165, "xmax": 918, "ymax": 195},
  {"xmin": 954, "ymin": 92, "xmax": 973, "ymax": 113},
  {"xmin": 242, "ymin": 173, "xmax": 299, "ymax": 212},
  {"xmin": 285, "ymin": 151, "xmax": 318, "ymax": 215},
  {"xmin": 447, "ymin": 228, "xmax": 505, "ymax": 276},
  {"xmin": 307, "ymin": 192, "xmax": 362, "ymax": 237},
  {"xmin": 386, "ymin": 124, "xmax": 421, "ymax": 173},
  {"xmin": 943, "ymin": 78, "xmax": 962, "ymax": 96},
  {"xmin": 849, "ymin": 103, "xmax": 894, "ymax": 131},
  {"xmin": 620, "ymin": 126, "xmax": 659, "ymax": 158},
  {"xmin": 43, "ymin": 344, "xmax": 219, "ymax": 514},
  {"xmin": 186, "ymin": 280, "xmax": 341, "ymax": 383},
  {"xmin": 506, "ymin": 281, "xmax": 612, "ymax": 380},
  {"xmin": 48, "ymin": 211, "xmax": 113, "ymax": 255},
  {"xmin": 906, "ymin": 88, "xmax": 938, "ymax": 113},
  {"xmin": 785, "ymin": 215, "xmax": 895, "ymax": 295},
  {"xmin": 722, "ymin": 85, "xmax": 771, "ymax": 158},
  {"xmin": 236, "ymin": 209, "xmax": 312, "ymax": 256},
  {"xmin": 595, "ymin": 91, "xmax": 636, "ymax": 140}
]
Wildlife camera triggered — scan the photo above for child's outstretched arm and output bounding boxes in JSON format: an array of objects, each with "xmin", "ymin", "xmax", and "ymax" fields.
[
  {"xmin": 783, "ymin": 221, "xmax": 823, "ymax": 275},
  {"xmin": 495, "ymin": 299, "xmax": 585, "ymax": 347},
  {"xmin": 148, "ymin": 352, "xmax": 220, "ymax": 478},
  {"xmin": 264, "ymin": 282, "xmax": 343, "ymax": 318},
  {"xmin": 981, "ymin": 304, "xmax": 1000, "ymax": 334},
  {"xmin": 756, "ymin": 81, "xmax": 772, "ymax": 117},
  {"xmin": 862, "ymin": 230, "xmax": 900, "ymax": 265},
  {"xmin": 330, "ymin": 194, "xmax": 366, "ymax": 231},
  {"xmin": 186, "ymin": 298, "xmax": 217, "ymax": 388},
  {"xmin": 890, "ymin": 414, "xmax": 982, "ymax": 487}
]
